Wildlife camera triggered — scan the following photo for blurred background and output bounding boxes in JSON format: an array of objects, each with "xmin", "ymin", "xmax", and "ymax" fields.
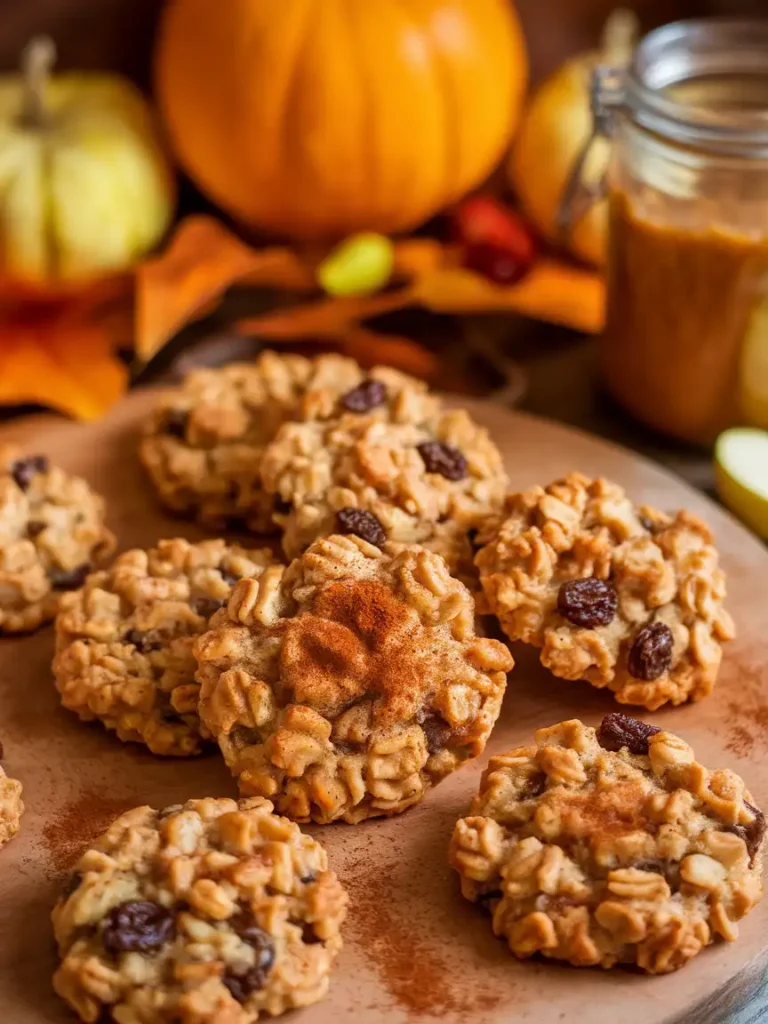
[{"xmin": 1, "ymin": 0, "xmax": 767, "ymax": 537}]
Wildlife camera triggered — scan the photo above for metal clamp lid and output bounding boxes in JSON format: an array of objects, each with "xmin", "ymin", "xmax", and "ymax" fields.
[{"xmin": 557, "ymin": 65, "xmax": 626, "ymax": 241}]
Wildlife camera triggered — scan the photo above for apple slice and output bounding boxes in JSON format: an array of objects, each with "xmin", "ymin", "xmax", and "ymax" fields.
[{"xmin": 715, "ymin": 428, "xmax": 768, "ymax": 540}]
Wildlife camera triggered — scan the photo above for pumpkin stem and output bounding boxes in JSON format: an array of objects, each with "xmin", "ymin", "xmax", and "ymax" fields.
[
  {"xmin": 19, "ymin": 36, "xmax": 56, "ymax": 129},
  {"xmin": 600, "ymin": 9, "xmax": 639, "ymax": 66}
]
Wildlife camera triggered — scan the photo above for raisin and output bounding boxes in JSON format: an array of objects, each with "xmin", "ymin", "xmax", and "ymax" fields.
[
  {"xmin": 557, "ymin": 577, "xmax": 617, "ymax": 628},
  {"xmin": 162, "ymin": 409, "xmax": 189, "ymax": 439},
  {"xmin": 190, "ymin": 596, "xmax": 226, "ymax": 619},
  {"xmin": 596, "ymin": 712, "xmax": 660, "ymax": 756},
  {"xmin": 27, "ymin": 520, "xmax": 46, "ymax": 539},
  {"xmin": 223, "ymin": 966, "xmax": 271, "ymax": 1003},
  {"xmin": 634, "ymin": 859, "xmax": 665, "ymax": 875},
  {"xmin": 123, "ymin": 628, "xmax": 163, "ymax": 653},
  {"xmin": 627, "ymin": 622, "xmax": 674, "ymax": 681},
  {"xmin": 273, "ymin": 494, "xmax": 292, "ymax": 514},
  {"xmin": 101, "ymin": 900, "xmax": 175, "ymax": 954},
  {"xmin": 521, "ymin": 773, "xmax": 547, "ymax": 799},
  {"xmin": 638, "ymin": 513, "xmax": 661, "ymax": 534},
  {"xmin": 419, "ymin": 712, "xmax": 453, "ymax": 755},
  {"xmin": 62, "ymin": 872, "xmax": 83, "ymax": 899},
  {"xmin": 230, "ymin": 911, "xmax": 275, "ymax": 969},
  {"xmin": 50, "ymin": 563, "xmax": 91, "ymax": 591},
  {"xmin": 221, "ymin": 922, "xmax": 275, "ymax": 1002},
  {"xmin": 335, "ymin": 508, "xmax": 386, "ymax": 547},
  {"xmin": 416, "ymin": 441, "xmax": 467, "ymax": 481},
  {"xmin": 301, "ymin": 923, "xmax": 323, "ymax": 945},
  {"xmin": 300, "ymin": 871, "xmax": 317, "ymax": 885},
  {"xmin": 723, "ymin": 801, "xmax": 766, "ymax": 865},
  {"xmin": 340, "ymin": 378, "xmax": 388, "ymax": 413},
  {"xmin": 10, "ymin": 455, "xmax": 49, "ymax": 491}
]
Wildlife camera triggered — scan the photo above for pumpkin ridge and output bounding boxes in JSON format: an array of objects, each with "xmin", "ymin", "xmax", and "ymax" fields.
[{"xmin": 417, "ymin": 0, "xmax": 461, "ymax": 206}]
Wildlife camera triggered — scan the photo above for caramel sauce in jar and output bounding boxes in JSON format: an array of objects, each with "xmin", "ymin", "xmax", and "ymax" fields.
[
  {"xmin": 568, "ymin": 21, "xmax": 768, "ymax": 443},
  {"xmin": 601, "ymin": 189, "xmax": 768, "ymax": 443}
]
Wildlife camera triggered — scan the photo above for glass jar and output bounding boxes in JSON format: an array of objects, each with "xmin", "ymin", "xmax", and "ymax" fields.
[{"xmin": 565, "ymin": 19, "xmax": 768, "ymax": 444}]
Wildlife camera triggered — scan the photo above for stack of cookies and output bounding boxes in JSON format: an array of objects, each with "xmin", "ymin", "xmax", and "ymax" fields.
[{"xmin": 0, "ymin": 352, "xmax": 761, "ymax": 1023}]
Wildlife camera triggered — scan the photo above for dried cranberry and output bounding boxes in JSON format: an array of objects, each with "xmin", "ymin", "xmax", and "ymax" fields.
[
  {"xmin": 50, "ymin": 563, "xmax": 91, "ymax": 591},
  {"xmin": 101, "ymin": 900, "xmax": 175, "ymax": 954},
  {"xmin": 463, "ymin": 241, "xmax": 531, "ymax": 286},
  {"xmin": 596, "ymin": 712, "xmax": 661, "ymax": 756},
  {"xmin": 723, "ymin": 801, "xmax": 766, "ymax": 865},
  {"xmin": 62, "ymin": 872, "xmax": 83, "ymax": 899},
  {"xmin": 190, "ymin": 596, "xmax": 226, "ymax": 619},
  {"xmin": 10, "ymin": 455, "xmax": 48, "ymax": 491},
  {"xmin": 335, "ymin": 508, "xmax": 387, "ymax": 547},
  {"xmin": 419, "ymin": 712, "xmax": 453, "ymax": 755},
  {"xmin": 27, "ymin": 520, "xmax": 46, "ymax": 539},
  {"xmin": 273, "ymin": 494, "xmax": 292, "ymax": 514},
  {"xmin": 557, "ymin": 578, "xmax": 617, "ymax": 629},
  {"xmin": 628, "ymin": 622, "xmax": 674, "ymax": 681},
  {"xmin": 417, "ymin": 441, "xmax": 467, "ymax": 481},
  {"xmin": 162, "ymin": 409, "xmax": 189, "ymax": 440},
  {"xmin": 340, "ymin": 378, "xmax": 387, "ymax": 413}
]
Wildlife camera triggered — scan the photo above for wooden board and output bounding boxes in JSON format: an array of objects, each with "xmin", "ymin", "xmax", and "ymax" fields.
[{"xmin": 1, "ymin": 388, "xmax": 767, "ymax": 1024}]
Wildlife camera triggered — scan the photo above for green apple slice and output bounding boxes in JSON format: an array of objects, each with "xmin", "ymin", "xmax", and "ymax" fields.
[{"xmin": 715, "ymin": 428, "xmax": 768, "ymax": 540}]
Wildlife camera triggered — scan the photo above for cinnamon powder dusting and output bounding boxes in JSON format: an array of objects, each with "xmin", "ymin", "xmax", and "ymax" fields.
[
  {"xmin": 723, "ymin": 661, "xmax": 768, "ymax": 759},
  {"xmin": 42, "ymin": 790, "xmax": 136, "ymax": 872},
  {"xmin": 346, "ymin": 857, "xmax": 503, "ymax": 1020}
]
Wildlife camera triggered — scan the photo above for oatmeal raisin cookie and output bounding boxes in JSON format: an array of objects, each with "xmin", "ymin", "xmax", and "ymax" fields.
[
  {"xmin": 195, "ymin": 534, "xmax": 513, "ymax": 823},
  {"xmin": 0, "ymin": 447, "xmax": 115, "ymax": 633},
  {"xmin": 450, "ymin": 714, "xmax": 765, "ymax": 974},
  {"xmin": 476, "ymin": 473, "xmax": 734, "ymax": 709},
  {"xmin": 0, "ymin": 749, "xmax": 23, "ymax": 848},
  {"xmin": 261, "ymin": 404, "xmax": 508, "ymax": 582},
  {"xmin": 54, "ymin": 539, "xmax": 279, "ymax": 756},
  {"xmin": 140, "ymin": 350, "xmax": 432, "ymax": 531},
  {"xmin": 52, "ymin": 796, "xmax": 347, "ymax": 1023}
]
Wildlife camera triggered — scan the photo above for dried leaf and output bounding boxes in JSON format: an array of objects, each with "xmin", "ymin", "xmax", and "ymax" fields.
[
  {"xmin": 0, "ymin": 276, "xmax": 133, "ymax": 420},
  {"xmin": 237, "ymin": 288, "xmax": 415, "ymax": 340},
  {"xmin": 336, "ymin": 328, "xmax": 439, "ymax": 381},
  {"xmin": 413, "ymin": 260, "xmax": 606, "ymax": 334},
  {"xmin": 136, "ymin": 216, "xmax": 296, "ymax": 360}
]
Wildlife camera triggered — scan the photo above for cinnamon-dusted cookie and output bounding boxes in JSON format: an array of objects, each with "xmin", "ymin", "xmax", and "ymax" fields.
[
  {"xmin": 195, "ymin": 534, "xmax": 513, "ymax": 823},
  {"xmin": 53, "ymin": 539, "xmax": 279, "ymax": 756},
  {"xmin": 0, "ymin": 744, "xmax": 23, "ymax": 848},
  {"xmin": 140, "ymin": 350, "xmax": 433, "ymax": 532},
  {"xmin": 261, "ymin": 405, "xmax": 508, "ymax": 582},
  {"xmin": 52, "ymin": 797, "xmax": 347, "ymax": 1023},
  {"xmin": 475, "ymin": 473, "xmax": 735, "ymax": 709},
  {"xmin": 450, "ymin": 714, "xmax": 765, "ymax": 974},
  {"xmin": 0, "ymin": 448, "xmax": 115, "ymax": 633}
]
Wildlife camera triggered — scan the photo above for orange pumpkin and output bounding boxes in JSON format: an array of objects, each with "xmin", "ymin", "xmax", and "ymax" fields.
[{"xmin": 155, "ymin": 0, "xmax": 527, "ymax": 241}]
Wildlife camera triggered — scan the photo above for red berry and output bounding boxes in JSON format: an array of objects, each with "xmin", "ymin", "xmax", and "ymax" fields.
[
  {"xmin": 451, "ymin": 196, "xmax": 536, "ymax": 286},
  {"xmin": 463, "ymin": 241, "xmax": 529, "ymax": 286}
]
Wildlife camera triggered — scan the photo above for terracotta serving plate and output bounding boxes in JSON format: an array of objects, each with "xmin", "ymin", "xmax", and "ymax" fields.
[{"xmin": 0, "ymin": 388, "xmax": 766, "ymax": 1024}]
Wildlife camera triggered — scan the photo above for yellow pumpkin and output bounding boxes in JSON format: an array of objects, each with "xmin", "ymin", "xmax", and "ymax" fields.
[
  {"xmin": 508, "ymin": 9, "xmax": 637, "ymax": 267},
  {"xmin": 0, "ymin": 38, "xmax": 175, "ymax": 283},
  {"xmin": 154, "ymin": 0, "xmax": 527, "ymax": 241}
]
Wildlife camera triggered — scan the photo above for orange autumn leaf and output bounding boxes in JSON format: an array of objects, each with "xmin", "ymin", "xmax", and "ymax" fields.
[
  {"xmin": 237, "ymin": 287, "xmax": 416, "ymax": 340},
  {"xmin": 413, "ymin": 259, "xmax": 606, "ymax": 334},
  {"xmin": 0, "ymin": 287, "xmax": 132, "ymax": 420},
  {"xmin": 135, "ymin": 215, "xmax": 311, "ymax": 360},
  {"xmin": 335, "ymin": 327, "xmax": 439, "ymax": 381}
]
